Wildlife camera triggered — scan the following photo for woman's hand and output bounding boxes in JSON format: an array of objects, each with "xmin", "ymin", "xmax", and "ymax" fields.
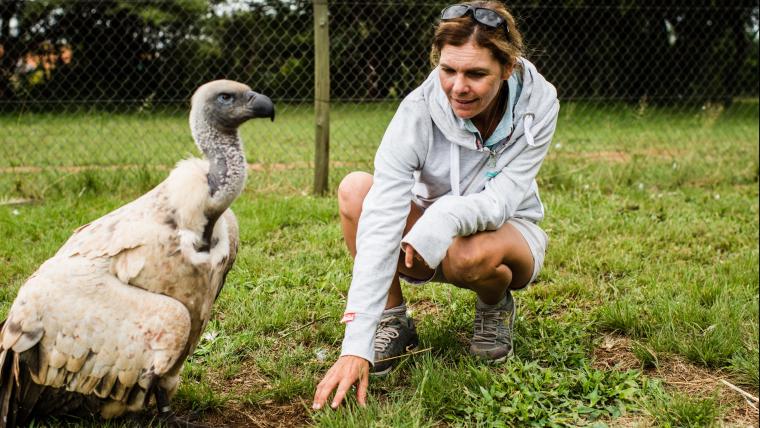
[
  {"xmin": 402, "ymin": 243, "xmax": 429, "ymax": 269},
  {"xmin": 312, "ymin": 355, "xmax": 370, "ymax": 410}
]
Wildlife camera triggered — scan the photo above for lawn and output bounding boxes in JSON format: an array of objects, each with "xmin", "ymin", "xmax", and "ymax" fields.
[{"xmin": 0, "ymin": 100, "xmax": 757, "ymax": 427}]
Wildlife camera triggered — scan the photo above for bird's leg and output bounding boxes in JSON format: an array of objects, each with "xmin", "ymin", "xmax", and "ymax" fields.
[
  {"xmin": 154, "ymin": 387, "xmax": 210, "ymax": 428},
  {"xmin": 155, "ymin": 386, "xmax": 175, "ymax": 421}
]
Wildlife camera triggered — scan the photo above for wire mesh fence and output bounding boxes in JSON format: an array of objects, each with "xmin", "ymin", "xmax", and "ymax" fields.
[{"xmin": 0, "ymin": 0, "xmax": 757, "ymax": 199}]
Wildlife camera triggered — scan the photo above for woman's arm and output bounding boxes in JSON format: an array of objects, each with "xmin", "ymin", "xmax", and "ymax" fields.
[
  {"xmin": 340, "ymin": 96, "xmax": 431, "ymax": 363},
  {"xmin": 313, "ymin": 96, "xmax": 431, "ymax": 410}
]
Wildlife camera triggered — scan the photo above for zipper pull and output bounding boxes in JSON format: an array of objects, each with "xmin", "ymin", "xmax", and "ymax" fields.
[{"xmin": 488, "ymin": 149, "xmax": 497, "ymax": 168}]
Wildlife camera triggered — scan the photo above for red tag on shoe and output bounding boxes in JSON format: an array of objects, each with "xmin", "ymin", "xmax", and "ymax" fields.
[{"xmin": 340, "ymin": 312, "xmax": 356, "ymax": 323}]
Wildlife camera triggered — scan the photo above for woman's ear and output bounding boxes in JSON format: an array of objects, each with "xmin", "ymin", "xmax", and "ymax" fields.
[{"xmin": 502, "ymin": 62, "xmax": 514, "ymax": 80}]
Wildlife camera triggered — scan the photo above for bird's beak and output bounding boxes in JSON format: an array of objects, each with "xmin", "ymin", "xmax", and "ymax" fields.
[{"xmin": 247, "ymin": 91, "xmax": 275, "ymax": 122}]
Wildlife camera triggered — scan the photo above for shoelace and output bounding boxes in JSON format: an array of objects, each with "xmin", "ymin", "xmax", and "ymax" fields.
[
  {"xmin": 472, "ymin": 307, "xmax": 511, "ymax": 345},
  {"xmin": 374, "ymin": 316, "xmax": 401, "ymax": 352}
]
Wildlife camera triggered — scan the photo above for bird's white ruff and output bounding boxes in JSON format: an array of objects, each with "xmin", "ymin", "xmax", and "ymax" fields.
[{"xmin": 167, "ymin": 158, "xmax": 231, "ymax": 267}]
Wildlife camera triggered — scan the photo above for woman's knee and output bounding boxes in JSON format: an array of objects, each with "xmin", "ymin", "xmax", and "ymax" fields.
[
  {"xmin": 337, "ymin": 172, "xmax": 373, "ymax": 219},
  {"xmin": 443, "ymin": 239, "xmax": 493, "ymax": 285}
]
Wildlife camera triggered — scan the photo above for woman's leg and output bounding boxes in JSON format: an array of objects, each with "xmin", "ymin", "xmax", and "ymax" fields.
[
  {"xmin": 440, "ymin": 223, "xmax": 536, "ymax": 361},
  {"xmin": 337, "ymin": 172, "xmax": 430, "ymax": 309},
  {"xmin": 441, "ymin": 223, "xmax": 535, "ymax": 305},
  {"xmin": 338, "ymin": 170, "xmax": 534, "ymax": 306}
]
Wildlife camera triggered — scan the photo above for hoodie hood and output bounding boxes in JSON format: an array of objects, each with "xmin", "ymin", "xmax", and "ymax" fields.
[{"xmin": 422, "ymin": 57, "xmax": 557, "ymax": 151}]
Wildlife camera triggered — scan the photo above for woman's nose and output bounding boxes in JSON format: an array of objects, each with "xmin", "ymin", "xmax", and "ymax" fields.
[{"xmin": 452, "ymin": 74, "xmax": 468, "ymax": 94}]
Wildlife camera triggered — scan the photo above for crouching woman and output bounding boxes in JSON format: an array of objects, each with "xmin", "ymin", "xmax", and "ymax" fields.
[{"xmin": 313, "ymin": 1, "xmax": 559, "ymax": 410}]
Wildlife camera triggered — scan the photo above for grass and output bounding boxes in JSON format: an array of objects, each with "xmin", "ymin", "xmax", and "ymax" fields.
[{"xmin": 0, "ymin": 99, "xmax": 757, "ymax": 426}]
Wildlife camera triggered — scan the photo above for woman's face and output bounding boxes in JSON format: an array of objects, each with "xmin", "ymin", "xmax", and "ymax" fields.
[{"xmin": 439, "ymin": 40, "xmax": 510, "ymax": 120}]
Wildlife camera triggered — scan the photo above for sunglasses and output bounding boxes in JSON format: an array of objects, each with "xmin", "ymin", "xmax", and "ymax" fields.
[{"xmin": 440, "ymin": 4, "xmax": 509, "ymax": 38}]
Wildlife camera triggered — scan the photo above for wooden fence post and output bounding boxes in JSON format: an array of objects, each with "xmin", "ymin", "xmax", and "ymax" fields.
[{"xmin": 313, "ymin": 0, "xmax": 330, "ymax": 195}]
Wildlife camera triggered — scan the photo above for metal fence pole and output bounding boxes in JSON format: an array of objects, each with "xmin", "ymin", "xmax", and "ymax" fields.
[{"xmin": 313, "ymin": 0, "xmax": 330, "ymax": 195}]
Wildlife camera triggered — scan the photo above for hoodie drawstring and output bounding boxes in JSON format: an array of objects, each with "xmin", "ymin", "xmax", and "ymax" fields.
[
  {"xmin": 522, "ymin": 106, "xmax": 557, "ymax": 147},
  {"xmin": 450, "ymin": 143, "xmax": 460, "ymax": 196},
  {"xmin": 523, "ymin": 113, "xmax": 535, "ymax": 146}
]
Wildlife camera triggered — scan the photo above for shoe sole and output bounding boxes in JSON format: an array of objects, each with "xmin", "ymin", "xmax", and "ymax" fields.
[
  {"xmin": 480, "ymin": 347, "xmax": 513, "ymax": 364},
  {"xmin": 370, "ymin": 339, "xmax": 419, "ymax": 377}
]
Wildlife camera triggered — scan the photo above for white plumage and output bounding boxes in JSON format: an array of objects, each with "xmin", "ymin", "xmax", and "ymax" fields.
[{"xmin": 0, "ymin": 80, "xmax": 274, "ymax": 427}]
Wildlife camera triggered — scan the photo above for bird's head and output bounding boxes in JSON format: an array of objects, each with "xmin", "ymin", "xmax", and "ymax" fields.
[{"xmin": 190, "ymin": 80, "xmax": 275, "ymax": 135}]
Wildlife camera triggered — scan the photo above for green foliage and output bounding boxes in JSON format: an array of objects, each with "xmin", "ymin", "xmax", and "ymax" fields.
[
  {"xmin": 645, "ymin": 390, "xmax": 721, "ymax": 428},
  {"xmin": 631, "ymin": 342, "xmax": 659, "ymax": 370},
  {"xmin": 454, "ymin": 364, "xmax": 641, "ymax": 426},
  {"xmin": 174, "ymin": 380, "xmax": 230, "ymax": 413}
]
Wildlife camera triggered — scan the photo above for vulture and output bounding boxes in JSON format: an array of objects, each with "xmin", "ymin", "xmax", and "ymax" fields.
[{"xmin": 0, "ymin": 80, "xmax": 274, "ymax": 427}]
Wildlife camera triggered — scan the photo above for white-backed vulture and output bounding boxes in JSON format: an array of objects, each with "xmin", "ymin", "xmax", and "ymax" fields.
[{"xmin": 0, "ymin": 80, "xmax": 274, "ymax": 427}]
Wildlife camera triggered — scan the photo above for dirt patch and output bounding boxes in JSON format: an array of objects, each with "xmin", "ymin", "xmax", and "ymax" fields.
[
  {"xmin": 598, "ymin": 414, "xmax": 653, "ymax": 428},
  {"xmin": 593, "ymin": 334, "xmax": 759, "ymax": 427},
  {"xmin": 195, "ymin": 401, "xmax": 310, "ymax": 428},
  {"xmin": 549, "ymin": 148, "xmax": 687, "ymax": 164},
  {"xmin": 185, "ymin": 361, "xmax": 312, "ymax": 427},
  {"xmin": 0, "ymin": 161, "xmax": 363, "ymax": 175},
  {"xmin": 559, "ymin": 150, "xmax": 632, "ymax": 163},
  {"xmin": 408, "ymin": 298, "xmax": 442, "ymax": 319},
  {"xmin": 592, "ymin": 334, "xmax": 644, "ymax": 372},
  {"xmin": 208, "ymin": 361, "xmax": 272, "ymax": 396}
]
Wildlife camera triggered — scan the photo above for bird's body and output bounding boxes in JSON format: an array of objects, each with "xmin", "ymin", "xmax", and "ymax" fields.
[{"xmin": 0, "ymin": 80, "xmax": 274, "ymax": 427}]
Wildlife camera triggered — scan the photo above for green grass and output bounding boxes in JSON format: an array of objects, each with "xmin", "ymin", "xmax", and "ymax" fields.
[
  {"xmin": 0, "ymin": 100, "xmax": 757, "ymax": 426},
  {"xmin": 646, "ymin": 389, "xmax": 722, "ymax": 428}
]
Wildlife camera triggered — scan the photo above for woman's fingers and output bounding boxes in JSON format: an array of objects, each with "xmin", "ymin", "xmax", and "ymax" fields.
[
  {"xmin": 312, "ymin": 370, "xmax": 339, "ymax": 409},
  {"xmin": 404, "ymin": 244, "xmax": 415, "ymax": 268},
  {"xmin": 331, "ymin": 377, "xmax": 354, "ymax": 408},
  {"xmin": 356, "ymin": 367, "xmax": 369, "ymax": 406},
  {"xmin": 313, "ymin": 356, "xmax": 370, "ymax": 410}
]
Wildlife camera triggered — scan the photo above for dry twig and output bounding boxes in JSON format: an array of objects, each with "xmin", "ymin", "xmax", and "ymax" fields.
[
  {"xmin": 374, "ymin": 346, "xmax": 433, "ymax": 363},
  {"xmin": 720, "ymin": 379, "xmax": 759, "ymax": 403},
  {"xmin": 279, "ymin": 315, "xmax": 330, "ymax": 338}
]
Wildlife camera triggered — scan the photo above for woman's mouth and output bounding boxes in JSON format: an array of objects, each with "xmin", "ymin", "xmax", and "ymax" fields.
[{"xmin": 454, "ymin": 98, "xmax": 476, "ymax": 105}]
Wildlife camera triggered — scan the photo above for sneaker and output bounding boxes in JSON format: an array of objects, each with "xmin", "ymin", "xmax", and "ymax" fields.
[
  {"xmin": 469, "ymin": 291, "xmax": 516, "ymax": 363},
  {"xmin": 371, "ymin": 305, "xmax": 419, "ymax": 376}
]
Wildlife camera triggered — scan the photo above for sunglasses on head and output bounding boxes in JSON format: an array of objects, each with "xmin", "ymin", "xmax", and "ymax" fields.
[{"xmin": 440, "ymin": 4, "xmax": 509, "ymax": 38}]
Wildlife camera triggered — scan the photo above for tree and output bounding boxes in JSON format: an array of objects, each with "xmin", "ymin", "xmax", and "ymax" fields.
[
  {"xmin": 0, "ymin": 0, "xmax": 209, "ymax": 108},
  {"xmin": 1, "ymin": 0, "xmax": 757, "ymax": 108}
]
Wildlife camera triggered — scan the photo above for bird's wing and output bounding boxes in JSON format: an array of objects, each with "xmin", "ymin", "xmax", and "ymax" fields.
[
  {"xmin": 56, "ymin": 189, "xmax": 167, "ymax": 260},
  {"xmin": 0, "ymin": 257, "xmax": 190, "ymax": 410},
  {"xmin": 56, "ymin": 161, "xmax": 215, "ymax": 287}
]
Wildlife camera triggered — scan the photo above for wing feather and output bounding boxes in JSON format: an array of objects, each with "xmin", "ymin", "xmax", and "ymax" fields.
[{"xmin": 0, "ymin": 257, "xmax": 191, "ymax": 404}]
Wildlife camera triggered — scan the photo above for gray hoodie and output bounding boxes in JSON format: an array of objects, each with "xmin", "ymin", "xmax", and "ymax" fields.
[{"xmin": 341, "ymin": 57, "xmax": 559, "ymax": 363}]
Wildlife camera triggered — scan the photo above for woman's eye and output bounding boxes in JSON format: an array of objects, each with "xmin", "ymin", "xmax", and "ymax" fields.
[{"xmin": 218, "ymin": 94, "xmax": 233, "ymax": 103}]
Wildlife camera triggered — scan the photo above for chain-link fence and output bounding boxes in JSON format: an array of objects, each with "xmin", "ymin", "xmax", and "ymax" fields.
[{"xmin": 0, "ymin": 0, "xmax": 758, "ymax": 199}]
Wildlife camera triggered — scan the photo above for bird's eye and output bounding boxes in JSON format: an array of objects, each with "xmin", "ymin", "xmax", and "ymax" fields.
[{"xmin": 217, "ymin": 93, "xmax": 233, "ymax": 104}]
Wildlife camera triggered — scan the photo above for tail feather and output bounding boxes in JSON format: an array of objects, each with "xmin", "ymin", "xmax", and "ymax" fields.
[
  {"xmin": 0, "ymin": 348, "xmax": 18, "ymax": 428},
  {"xmin": 13, "ymin": 351, "xmax": 44, "ymax": 426},
  {"xmin": 0, "ymin": 346, "xmax": 101, "ymax": 427}
]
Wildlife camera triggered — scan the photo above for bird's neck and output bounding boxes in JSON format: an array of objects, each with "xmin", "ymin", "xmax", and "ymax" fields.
[{"xmin": 192, "ymin": 123, "xmax": 248, "ymax": 218}]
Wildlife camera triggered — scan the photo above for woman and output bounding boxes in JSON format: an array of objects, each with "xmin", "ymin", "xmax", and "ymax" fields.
[{"xmin": 313, "ymin": 1, "xmax": 559, "ymax": 410}]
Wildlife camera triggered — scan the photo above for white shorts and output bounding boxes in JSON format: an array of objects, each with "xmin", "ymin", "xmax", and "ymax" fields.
[{"xmin": 401, "ymin": 217, "xmax": 549, "ymax": 287}]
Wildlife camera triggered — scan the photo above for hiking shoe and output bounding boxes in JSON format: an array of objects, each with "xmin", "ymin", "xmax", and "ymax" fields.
[
  {"xmin": 469, "ymin": 291, "xmax": 516, "ymax": 363},
  {"xmin": 371, "ymin": 305, "xmax": 419, "ymax": 376}
]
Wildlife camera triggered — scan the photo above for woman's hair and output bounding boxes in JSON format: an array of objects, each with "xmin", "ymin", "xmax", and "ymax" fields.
[{"xmin": 430, "ymin": 1, "xmax": 524, "ymax": 70}]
